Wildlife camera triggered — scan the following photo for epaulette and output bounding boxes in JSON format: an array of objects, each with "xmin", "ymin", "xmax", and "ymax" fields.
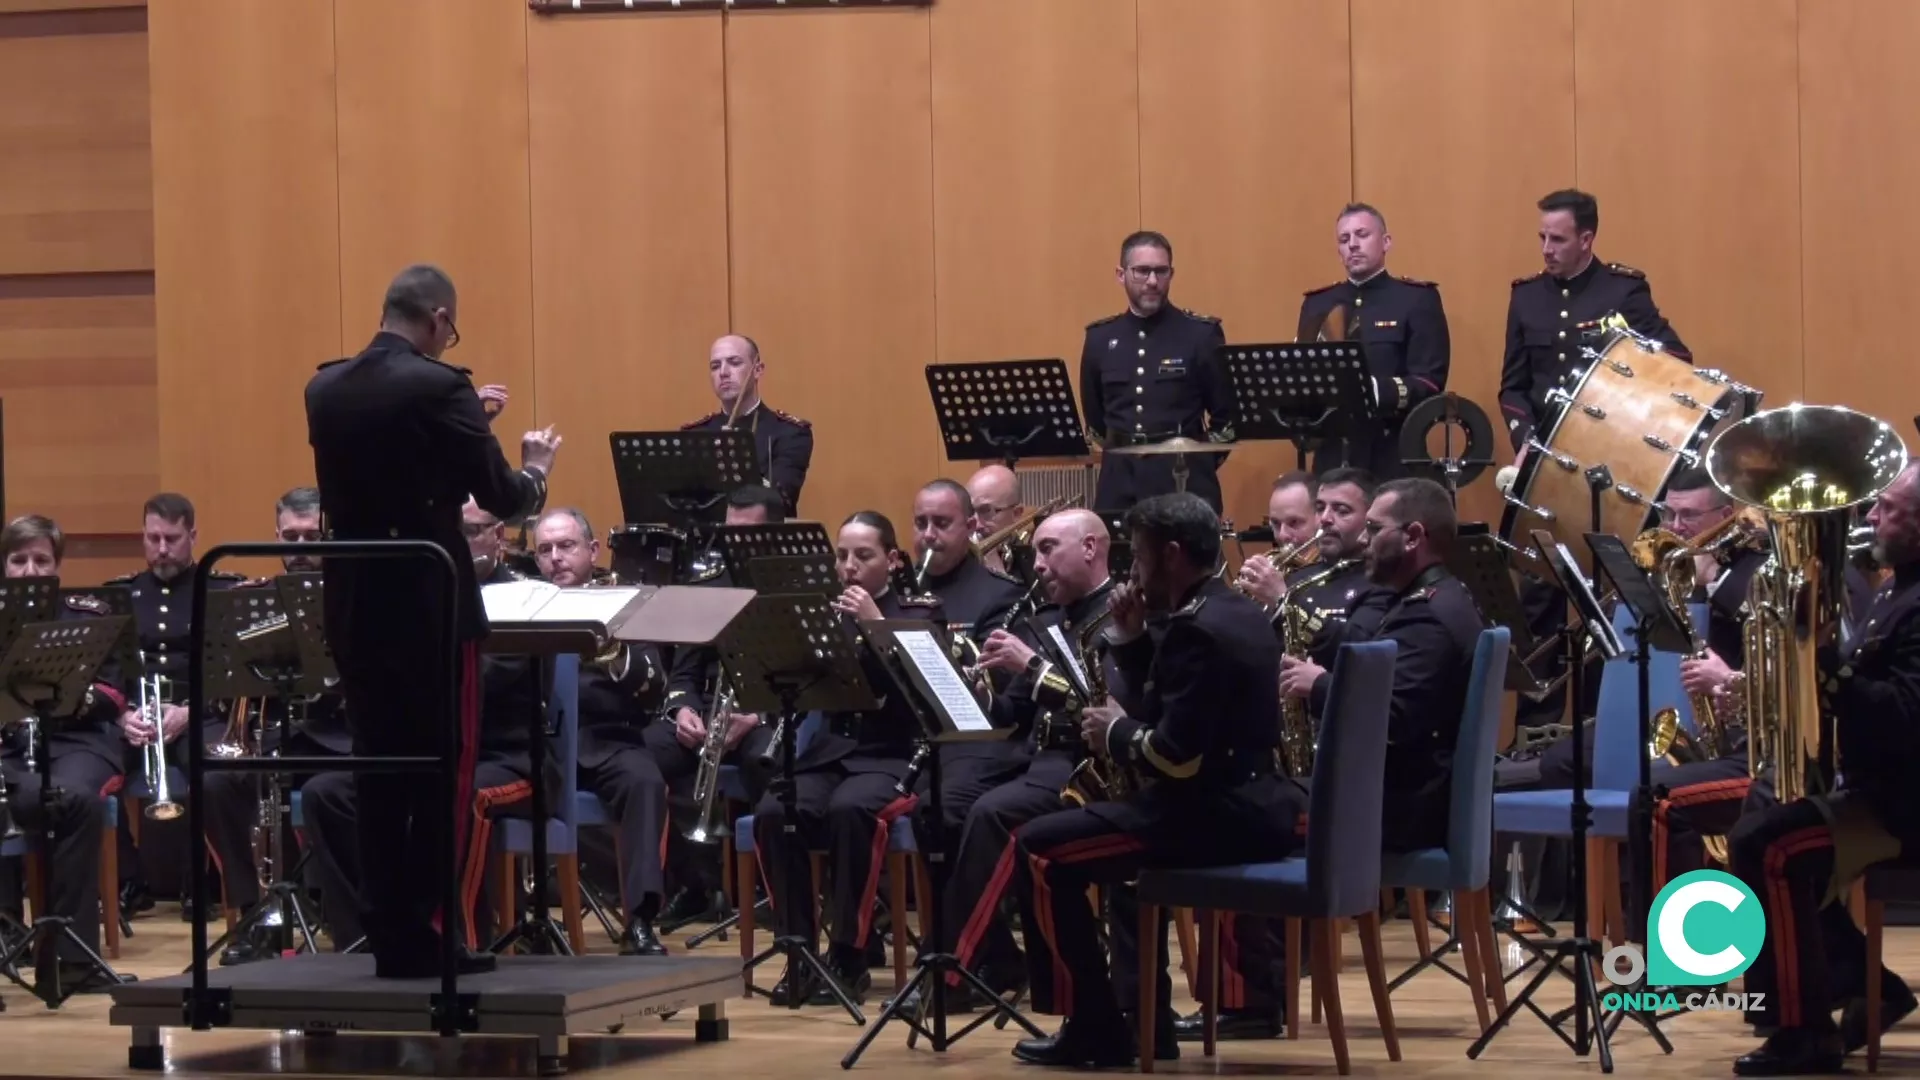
[
  {"xmin": 64, "ymin": 594, "xmax": 107, "ymax": 615},
  {"xmin": 1176, "ymin": 306, "xmax": 1220, "ymax": 324},
  {"xmin": 985, "ymin": 564, "xmax": 1022, "ymax": 586},
  {"xmin": 103, "ymin": 573, "xmax": 137, "ymax": 586},
  {"xmin": 315, "ymin": 357, "xmax": 349, "ymax": 371},
  {"xmin": 768, "ymin": 406, "xmax": 811, "ymax": 430},
  {"xmin": 423, "ymin": 356, "xmax": 474, "ymax": 377},
  {"xmin": 1085, "ymin": 313, "xmax": 1123, "ymax": 330},
  {"xmin": 1407, "ymin": 586, "xmax": 1438, "ymax": 603},
  {"xmin": 1303, "ymin": 281, "xmax": 1342, "ymax": 296},
  {"xmin": 1170, "ymin": 593, "xmax": 1209, "ymax": 620},
  {"xmin": 1395, "ymin": 275, "xmax": 1438, "ymax": 288},
  {"xmin": 1606, "ymin": 262, "xmax": 1646, "ymax": 279},
  {"xmin": 1512, "ymin": 271, "xmax": 1546, "ymax": 288},
  {"xmin": 681, "ymin": 411, "xmax": 722, "ymax": 431}
]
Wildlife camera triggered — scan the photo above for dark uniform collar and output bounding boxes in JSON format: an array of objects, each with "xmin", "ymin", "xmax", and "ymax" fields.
[
  {"xmin": 1554, "ymin": 256, "xmax": 1602, "ymax": 292},
  {"xmin": 927, "ymin": 552, "xmax": 985, "ymax": 588},
  {"xmin": 1125, "ymin": 303, "xmax": 1173, "ymax": 329},
  {"xmin": 369, "ymin": 329, "xmax": 425, "ymax": 356},
  {"xmin": 1395, "ymin": 562, "xmax": 1449, "ymax": 599},
  {"xmin": 1063, "ymin": 577, "xmax": 1116, "ymax": 625},
  {"xmin": 1348, "ymin": 267, "xmax": 1390, "ymax": 290},
  {"xmin": 1895, "ymin": 561, "xmax": 1920, "ymax": 590}
]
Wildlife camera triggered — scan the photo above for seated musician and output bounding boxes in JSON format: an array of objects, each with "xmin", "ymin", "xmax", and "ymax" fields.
[
  {"xmin": 1239, "ymin": 468, "xmax": 1381, "ymax": 644},
  {"xmin": 683, "ymin": 334, "xmax": 813, "ymax": 515},
  {"xmin": 651, "ymin": 485, "xmax": 784, "ymax": 922},
  {"xmin": 965, "ymin": 464, "xmax": 1027, "ymax": 579},
  {"xmin": 206, "ymin": 486, "xmax": 356, "ymax": 965},
  {"xmin": 752, "ymin": 510, "xmax": 941, "ymax": 1006},
  {"xmin": 1280, "ymin": 477, "xmax": 1484, "ymax": 852},
  {"xmin": 0, "ymin": 515, "xmax": 127, "ymax": 992},
  {"xmin": 1012, "ymin": 493, "xmax": 1302, "ymax": 1069},
  {"xmin": 1727, "ymin": 461, "xmax": 1920, "ymax": 1076}
]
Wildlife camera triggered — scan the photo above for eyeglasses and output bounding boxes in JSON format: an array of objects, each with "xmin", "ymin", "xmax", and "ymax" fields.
[
  {"xmin": 460, "ymin": 522, "xmax": 498, "ymax": 539},
  {"xmin": 1362, "ymin": 519, "xmax": 1405, "ymax": 538},
  {"xmin": 438, "ymin": 310, "xmax": 461, "ymax": 350},
  {"xmin": 1125, "ymin": 265, "xmax": 1173, "ymax": 282}
]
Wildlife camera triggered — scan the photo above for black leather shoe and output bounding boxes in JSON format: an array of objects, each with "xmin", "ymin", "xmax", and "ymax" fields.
[
  {"xmin": 1734, "ymin": 1028, "xmax": 1845, "ymax": 1076},
  {"xmin": 1174, "ymin": 1007, "xmax": 1282, "ymax": 1041},
  {"xmin": 219, "ymin": 940, "xmax": 264, "ymax": 967},
  {"xmin": 807, "ymin": 962, "xmax": 871, "ymax": 1006},
  {"xmin": 1012, "ymin": 1018, "xmax": 1139, "ymax": 1068},
  {"xmin": 620, "ymin": 919, "xmax": 668, "ymax": 957},
  {"xmin": 769, "ymin": 965, "xmax": 812, "ymax": 1007},
  {"xmin": 659, "ymin": 887, "xmax": 709, "ymax": 925},
  {"xmin": 119, "ymin": 882, "xmax": 155, "ymax": 917},
  {"xmin": 373, "ymin": 947, "xmax": 497, "ymax": 979},
  {"xmin": 1842, "ymin": 980, "xmax": 1918, "ymax": 1054}
]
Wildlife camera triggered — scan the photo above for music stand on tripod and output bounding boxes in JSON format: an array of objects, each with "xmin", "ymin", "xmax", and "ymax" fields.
[
  {"xmin": 608, "ymin": 429, "xmax": 758, "ymax": 584},
  {"xmin": 0, "ymin": 607, "xmax": 131, "ymax": 1007},
  {"xmin": 719, "ymin": 592, "xmax": 881, "ymax": 1025},
  {"xmin": 924, "ymin": 360, "xmax": 1092, "ymax": 471},
  {"xmin": 1468, "ymin": 532, "xmax": 1624, "ymax": 1070},
  {"xmin": 1218, "ymin": 341, "xmax": 1372, "ymax": 471}
]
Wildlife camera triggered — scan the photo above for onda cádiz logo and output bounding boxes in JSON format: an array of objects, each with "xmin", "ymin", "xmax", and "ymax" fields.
[{"xmin": 1601, "ymin": 870, "xmax": 1769, "ymax": 1014}]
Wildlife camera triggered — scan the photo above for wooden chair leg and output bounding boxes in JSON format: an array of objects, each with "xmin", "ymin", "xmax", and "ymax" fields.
[
  {"xmin": 737, "ymin": 847, "xmax": 758, "ymax": 997},
  {"xmin": 101, "ymin": 819, "xmax": 121, "ymax": 959},
  {"xmin": 1356, "ymin": 909, "xmax": 1401, "ymax": 1062},
  {"xmin": 494, "ymin": 854, "xmax": 516, "ymax": 955},
  {"xmin": 810, "ymin": 852, "xmax": 825, "ymax": 945},
  {"xmin": 1313, "ymin": 916, "xmax": 1350, "ymax": 1075},
  {"xmin": 1285, "ymin": 915, "xmax": 1303, "ymax": 1038},
  {"xmin": 913, "ymin": 855, "xmax": 934, "ymax": 946},
  {"xmin": 556, "ymin": 854, "xmax": 586, "ymax": 954},
  {"xmin": 24, "ymin": 853, "xmax": 43, "ymax": 921},
  {"xmin": 1202, "ymin": 909, "xmax": 1220, "ymax": 1059},
  {"xmin": 1174, "ymin": 907, "xmax": 1198, "ymax": 985},
  {"xmin": 1407, "ymin": 889, "xmax": 1433, "ymax": 960},
  {"xmin": 1868, "ymin": 892, "xmax": 1885, "ymax": 1074},
  {"xmin": 1455, "ymin": 888, "xmax": 1491, "ymax": 1033},
  {"xmin": 1138, "ymin": 901, "xmax": 1159, "ymax": 1075},
  {"xmin": 1334, "ymin": 917, "xmax": 1348, "ymax": 972},
  {"xmin": 1584, "ymin": 838, "xmax": 1609, "ymax": 971},
  {"xmin": 1477, "ymin": 888, "xmax": 1508, "ymax": 1014},
  {"xmin": 887, "ymin": 852, "xmax": 910, "ymax": 991}
]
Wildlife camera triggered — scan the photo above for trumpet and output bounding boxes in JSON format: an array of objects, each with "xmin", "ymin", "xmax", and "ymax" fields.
[
  {"xmin": 972, "ymin": 495, "xmax": 1079, "ymax": 565},
  {"xmin": 1236, "ymin": 527, "xmax": 1323, "ymax": 614},
  {"xmin": 685, "ymin": 668, "xmax": 737, "ymax": 844},
  {"xmin": 140, "ymin": 674, "xmax": 183, "ymax": 822}
]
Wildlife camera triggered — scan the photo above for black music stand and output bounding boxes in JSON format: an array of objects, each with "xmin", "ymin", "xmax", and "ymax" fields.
[
  {"xmin": 1400, "ymin": 392, "xmax": 1496, "ymax": 504},
  {"xmin": 192, "ymin": 584, "xmax": 329, "ymax": 968},
  {"xmin": 1218, "ymin": 342, "xmax": 1371, "ymax": 470},
  {"xmin": 1470, "ymin": 533, "xmax": 1623, "ymax": 1069},
  {"xmin": 1450, "ymin": 531, "xmax": 1563, "ymax": 702},
  {"xmin": 719, "ymin": 593, "xmax": 880, "ymax": 1025},
  {"xmin": 924, "ymin": 360, "xmax": 1091, "ymax": 468},
  {"xmin": 716, "ymin": 523, "xmax": 838, "ymax": 596},
  {"xmin": 608, "ymin": 430, "xmax": 758, "ymax": 586},
  {"xmin": 0, "ymin": 613, "xmax": 131, "ymax": 1007}
]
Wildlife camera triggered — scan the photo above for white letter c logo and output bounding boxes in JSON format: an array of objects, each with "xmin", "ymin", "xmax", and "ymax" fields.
[{"xmin": 1658, "ymin": 879, "xmax": 1748, "ymax": 979}]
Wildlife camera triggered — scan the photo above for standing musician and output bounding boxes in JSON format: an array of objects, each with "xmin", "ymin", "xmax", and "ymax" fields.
[
  {"xmin": 305, "ymin": 263, "xmax": 558, "ymax": 978},
  {"xmin": 682, "ymin": 334, "xmax": 814, "ymax": 515},
  {"xmin": 0, "ymin": 515, "xmax": 128, "ymax": 993},
  {"xmin": 1727, "ymin": 462, "xmax": 1920, "ymax": 1076},
  {"xmin": 1280, "ymin": 478, "xmax": 1484, "ymax": 853},
  {"xmin": 751, "ymin": 511, "xmax": 941, "ymax": 1006},
  {"xmin": 1011, "ymin": 493, "xmax": 1300, "ymax": 1069},
  {"xmin": 1295, "ymin": 204, "xmax": 1451, "ymax": 480},
  {"xmin": 109, "ymin": 492, "xmax": 249, "ymax": 920},
  {"xmin": 204, "ymin": 487, "xmax": 355, "ymax": 966},
  {"xmin": 966, "ymin": 464, "xmax": 1027, "ymax": 579},
  {"xmin": 1081, "ymin": 231, "xmax": 1235, "ymax": 515}
]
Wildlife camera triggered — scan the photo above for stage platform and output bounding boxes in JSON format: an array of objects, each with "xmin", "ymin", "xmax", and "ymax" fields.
[{"xmin": 108, "ymin": 953, "xmax": 736, "ymax": 1076}]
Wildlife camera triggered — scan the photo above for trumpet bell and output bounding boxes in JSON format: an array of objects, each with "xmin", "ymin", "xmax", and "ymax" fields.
[
  {"xmin": 1706, "ymin": 405, "xmax": 1908, "ymax": 519},
  {"xmin": 1648, "ymin": 706, "xmax": 1694, "ymax": 763},
  {"xmin": 145, "ymin": 799, "xmax": 185, "ymax": 822}
]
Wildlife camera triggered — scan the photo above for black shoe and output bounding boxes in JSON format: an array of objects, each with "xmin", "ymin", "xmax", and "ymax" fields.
[
  {"xmin": 769, "ymin": 964, "xmax": 812, "ymax": 1007},
  {"xmin": 1734, "ymin": 1028, "xmax": 1845, "ymax": 1076},
  {"xmin": 1013, "ymin": 1017, "xmax": 1139, "ymax": 1068},
  {"xmin": 807, "ymin": 961, "xmax": 871, "ymax": 1006},
  {"xmin": 620, "ymin": 919, "xmax": 668, "ymax": 957},
  {"xmin": 373, "ymin": 947, "xmax": 497, "ymax": 979},
  {"xmin": 1174, "ymin": 1007, "xmax": 1283, "ymax": 1041},
  {"xmin": 1842, "ymin": 980, "xmax": 1918, "ymax": 1054},
  {"xmin": 119, "ymin": 882, "xmax": 154, "ymax": 917},
  {"xmin": 219, "ymin": 939, "xmax": 265, "ymax": 967},
  {"xmin": 659, "ymin": 887, "xmax": 710, "ymax": 925}
]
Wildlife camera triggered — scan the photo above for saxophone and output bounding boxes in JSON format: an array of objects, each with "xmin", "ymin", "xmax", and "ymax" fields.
[
  {"xmin": 1271, "ymin": 558, "xmax": 1361, "ymax": 778},
  {"xmin": 1060, "ymin": 608, "xmax": 1137, "ymax": 806},
  {"xmin": 1632, "ymin": 510, "xmax": 1763, "ymax": 766}
]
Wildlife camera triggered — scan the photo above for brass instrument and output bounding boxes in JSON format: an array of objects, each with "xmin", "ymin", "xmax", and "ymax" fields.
[
  {"xmin": 140, "ymin": 674, "xmax": 184, "ymax": 821},
  {"xmin": 685, "ymin": 668, "xmax": 737, "ymax": 844},
  {"xmin": 1706, "ymin": 404, "xmax": 1909, "ymax": 807},
  {"xmin": 1633, "ymin": 510, "xmax": 1764, "ymax": 768},
  {"xmin": 912, "ymin": 547, "xmax": 935, "ymax": 594},
  {"xmin": 1315, "ymin": 302, "xmax": 1351, "ymax": 343},
  {"xmin": 972, "ymin": 495, "xmax": 1079, "ymax": 566},
  {"xmin": 1062, "ymin": 608, "xmax": 1137, "ymax": 806},
  {"xmin": 1271, "ymin": 557, "xmax": 1361, "ymax": 777},
  {"xmin": 1238, "ymin": 527, "xmax": 1323, "ymax": 614}
]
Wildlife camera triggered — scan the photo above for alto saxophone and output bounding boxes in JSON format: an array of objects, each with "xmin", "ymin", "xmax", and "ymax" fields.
[
  {"xmin": 684, "ymin": 668, "xmax": 736, "ymax": 844},
  {"xmin": 1270, "ymin": 557, "xmax": 1358, "ymax": 778},
  {"xmin": 1632, "ymin": 511, "xmax": 1762, "ymax": 766},
  {"xmin": 1061, "ymin": 608, "xmax": 1137, "ymax": 805}
]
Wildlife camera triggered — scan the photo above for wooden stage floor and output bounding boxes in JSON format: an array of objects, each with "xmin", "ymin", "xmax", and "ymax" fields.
[{"xmin": 0, "ymin": 907, "xmax": 1915, "ymax": 1078}]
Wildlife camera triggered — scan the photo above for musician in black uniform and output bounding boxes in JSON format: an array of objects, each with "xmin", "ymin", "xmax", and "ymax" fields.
[
  {"xmin": 1295, "ymin": 204, "xmax": 1450, "ymax": 480},
  {"xmin": 1011, "ymin": 493, "xmax": 1300, "ymax": 1068},
  {"xmin": 205, "ymin": 487, "xmax": 356, "ymax": 965},
  {"xmin": 1081, "ymin": 231, "xmax": 1235, "ymax": 515},
  {"xmin": 305, "ymin": 263, "xmax": 556, "ymax": 977},
  {"xmin": 752, "ymin": 510, "xmax": 940, "ymax": 1005},
  {"xmin": 1282, "ymin": 478, "xmax": 1486, "ymax": 853},
  {"xmin": 1499, "ymin": 189, "xmax": 1690, "ymax": 738},
  {"xmin": 1727, "ymin": 462, "xmax": 1920, "ymax": 1076},
  {"xmin": 682, "ymin": 334, "xmax": 814, "ymax": 515},
  {"xmin": 109, "ymin": 492, "xmax": 249, "ymax": 917},
  {"xmin": 0, "ymin": 515, "xmax": 128, "ymax": 991}
]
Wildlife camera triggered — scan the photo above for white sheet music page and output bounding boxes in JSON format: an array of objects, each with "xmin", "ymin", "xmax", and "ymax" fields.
[
  {"xmin": 894, "ymin": 629, "xmax": 994, "ymax": 732},
  {"xmin": 539, "ymin": 587, "xmax": 642, "ymax": 625},
  {"xmin": 1046, "ymin": 623, "xmax": 1089, "ymax": 696},
  {"xmin": 483, "ymin": 580, "xmax": 558, "ymax": 623}
]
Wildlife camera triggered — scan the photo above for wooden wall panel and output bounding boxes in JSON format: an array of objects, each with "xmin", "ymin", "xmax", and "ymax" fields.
[
  {"xmin": 334, "ymin": 0, "xmax": 535, "ymax": 416},
  {"xmin": 930, "ymin": 0, "xmax": 1138, "ymax": 391},
  {"xmin": 526, "ymin": 11, "xmax": 732, "ymax": 539},
  {"xmin": 1139, "ymin": 0, "xmax": 1352, "ymax": 524},
  {"xmin": 1799, "ymin": 0, "xmax": 1920, "ymax": 435},
  {"xmin": 0, "ymin": 17, "xmax": 151, "ymax": 276},
  {"xmin": 148, "ymin": 0, "xmax": 341, "ymax": 550},
  {"xmin": 1574, "ymin": 0, "xmax": 1802, "ymax": 408},
  {"xmin": 724, "ymin": 9, "xmax": 938, "ymax": 530},
  {"xmin": 1352, "ymin": 0, "xmax": 1574, "ymax": 527}
]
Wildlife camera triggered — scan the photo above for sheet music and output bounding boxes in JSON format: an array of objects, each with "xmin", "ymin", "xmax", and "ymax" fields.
[
  {"xmin": 540, "ymin": 586, "xmax": 642, "ymax": 625},
  {"xmin": 1046, "ymin": 623, "xmax": 1090, "ymax": 697},
  {"xmin": 895, "ymin": 629, "xmax": 993, "ymax": 732},
  {"xmin": 483, "ymin": 580, "xmax": 559, "ymax": 623}
]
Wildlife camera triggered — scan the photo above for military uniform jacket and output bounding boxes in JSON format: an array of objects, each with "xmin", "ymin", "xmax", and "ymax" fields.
[
  {"xmin": 1101, "ymin": 577, "xmax": 1281, "ymax": 804},
  {"xmin": 1296, "ymin": 272, "xmax": 1449, "ymax": 476},
  {"xmin": 1498, "ymin": 259, "xmax": 1689, "ymax": 452},
  {"xmin": 786, "ymin": 588, "xmax": 946, "ymax": 776},
  {"xmin": 104, "ymin": 562, "xmax": 250, "ymax": 713},
  {"xmin": 1280, "ymin": 556, "xmax": 1385, "ymax": 669},
  {"xmin": 926, "ymin": 553, "xmax": 1025, "ymax": 643},
  {"xmin": 681, "ymin": 402, "xmax": 814, "ymax": 515},
  {"xmin": 1822, "ymin": 564, "xmax": 1920, "ymax": 846},
  {"xmin": 305, "ymin": 331, "xmax": 546, "ymax": 656},
  {"xmin": 1313, "ymin": 565, "xmax": 1484, "ymax": 843},
  {"xmin": 1701, "ymin": 546, "xmax": 1766, "ymax": 671},
  {"xmin": 1002, "ymin": 578, "xmax": 1116, "ymax": 747},
  {"xmin": 5, "ymin": 593, "xmax": 134, "ymax": 774},
  {"xmin": 1080, "ymin": 306, "xmax": 1232, "ymax": 449}
]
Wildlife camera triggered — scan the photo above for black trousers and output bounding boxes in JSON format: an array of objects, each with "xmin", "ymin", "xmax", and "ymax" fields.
[
  {"xmin": 3, "ymin": 751, "xmax": 117, "ymax": 962},
  {"xmin": 577, "ymin": 745, "xmax": 671, "ymax": 923},
  {"xmin": 643, "ymin": 721, "xmax": 774, "ymax": 899},
  {"xmin": 752, "ymin": 762, "xmax": 913, "ymax": 961},
  {"xmin": 205, "ymin": 732, "xmax": 339, "ymax": 912},
  {"xmin": 915, "ymin": 742, "xmax": 1031, "ymax": 921},
  {"xmin": 1014, "ymin": 776, "xmax": 1304, "ymax": 1023},
  {"xmin": 946, "ymin": 749, "xmax": 1075, "ymax": 976},
  {"xmin": 1728, "ymin": 794, "xmax": 1908, "ymax": 1031}
]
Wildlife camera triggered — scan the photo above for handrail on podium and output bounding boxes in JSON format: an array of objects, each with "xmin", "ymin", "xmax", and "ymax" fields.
[{"xmin": 184, "ymin": 540, "xmax": 465, "ymax": 1037}]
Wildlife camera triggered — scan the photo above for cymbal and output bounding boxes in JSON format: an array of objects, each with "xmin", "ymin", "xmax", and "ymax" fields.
[{"xmin": 1105, "ymin": 436, "xmax": 1232, "ymax": 457}]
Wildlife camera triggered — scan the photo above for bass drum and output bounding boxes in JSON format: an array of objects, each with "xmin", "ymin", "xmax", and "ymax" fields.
[
  {"xmin": 607, "ymin": 524, "xmax": 689, "ymax": 585},
  {"xmin": 1499, "ymin": 326, "xmax": 1748, "ymax": 564}
]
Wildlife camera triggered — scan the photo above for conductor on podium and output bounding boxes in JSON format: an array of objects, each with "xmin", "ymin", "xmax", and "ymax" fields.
[
  {"xmin": 1080, "ymin": 232, "xmax": 1234, "ymax": 514},
  {"xmin": 305, "ymin": 263, "xmax": 561, "ymax": 978}
]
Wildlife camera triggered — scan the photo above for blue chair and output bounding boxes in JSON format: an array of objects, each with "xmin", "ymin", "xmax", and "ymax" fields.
[
  {"xmin": 1377, "ymin": 627, "xmax": 1511, "ymax": 1032},
  {"xmin": 1135, "ymin": 640, "xmax": 1399, "ymax": 1076},
  {"xmin": 1492, "ymin": 607, "xmax": 1692, "ymax": 946},
  {"xmin": 486, "ymin": 653, "xmax": 587, "ymax": 952}
]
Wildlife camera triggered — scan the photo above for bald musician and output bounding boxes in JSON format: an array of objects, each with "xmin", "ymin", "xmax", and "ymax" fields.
[
  {"xmin": 967, "ymin": 465, "xmax": 1027, "ymax": 579},
  {"xmin": 682, "ymin": 334, "xmax": 814, "ymax": 515}
]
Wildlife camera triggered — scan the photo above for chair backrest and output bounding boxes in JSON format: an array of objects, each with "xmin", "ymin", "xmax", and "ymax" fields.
[
  {"xmin": 1592, "ymin": 605, "xmax": 1691, "ymax": 790},
  {"xmin": 1444, "ymin": 626, "xmax": 1512, "ymax": 887},
  {"xmin": 1305, "ymin": 639, "xmax": 1398, "ymax": 916}
]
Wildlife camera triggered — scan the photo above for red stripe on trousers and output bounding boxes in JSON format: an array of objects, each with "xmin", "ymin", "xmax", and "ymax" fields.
[
  {"xmin": 952, "ymin": 841, "xmax": 1020, "ymax": 976},
  {"xmin": 1653, "ymin": 778, "xmax": 1751, "ymax": 886},
  {"xmin": 432, "ymin": 642, "xmax": 481, "ymax": 936},
  {"xmin": 460, "ymin": 780, "xmax": 533, "ymax": 948},
  {"xmin": 1028, "ymin": 850, "xmax": 1073, "ymax": 1017},
  {"xmin": 1763, "ymin": 826, "xmax": 1834, "ymax": 1029},
  {"xmin": 854, "ymin": 794, "xmax": 918, "ymax": 949}
]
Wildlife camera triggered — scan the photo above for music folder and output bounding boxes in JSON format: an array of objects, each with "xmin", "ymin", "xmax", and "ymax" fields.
[
  {"xmin": 860, "ymin": 619, "xmax": 1007, "ymax": 743},
  {"xmin": 482, "ymin": 580, "xmax": 754, "ymax": 652}
]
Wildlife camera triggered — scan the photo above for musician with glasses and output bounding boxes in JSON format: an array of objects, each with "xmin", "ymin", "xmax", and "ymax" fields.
[
  {"xmin": 0, "ymin": 514, "xmax": 128, "ymax": 993},
  {"xmin": 683, "ymin": 334, "xmax": 813, "ymax": 515},
  {"xmin": 966, "ymin": 464, "xmax": 1028, "ymax": 579},
  {"xmin": 1728, "ymin": 461, "xmax": 1920, "ymax": 1076},
  {"xmin": 1081, "ymin": 231, "xmax": 1234, "ymax": 514}
]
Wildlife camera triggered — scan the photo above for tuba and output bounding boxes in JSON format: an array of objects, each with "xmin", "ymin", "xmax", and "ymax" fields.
[
  {"xmin": 1633, "ymin": 510, "xmax": 1765, "ymax": 767},
  {"xmin": 1706, "ymin": 405, "xmax": 1909, "ymax": 806}
]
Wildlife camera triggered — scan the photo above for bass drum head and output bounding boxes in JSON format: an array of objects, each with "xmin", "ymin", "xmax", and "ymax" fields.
[{"xmin": 608, "ymin": 524, "xmax": 688, "ymax": 586}]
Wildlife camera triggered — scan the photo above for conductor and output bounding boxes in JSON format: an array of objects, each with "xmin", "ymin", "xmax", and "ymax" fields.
[{"xmin": 305, "ymin": 264, "xmax": 560, "ymax": 978}]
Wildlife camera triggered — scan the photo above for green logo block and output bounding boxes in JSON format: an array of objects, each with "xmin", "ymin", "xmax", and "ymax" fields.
[{"xmin": 1647, "ymin": 869, "xmax": 1765, "ymax": 986}]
